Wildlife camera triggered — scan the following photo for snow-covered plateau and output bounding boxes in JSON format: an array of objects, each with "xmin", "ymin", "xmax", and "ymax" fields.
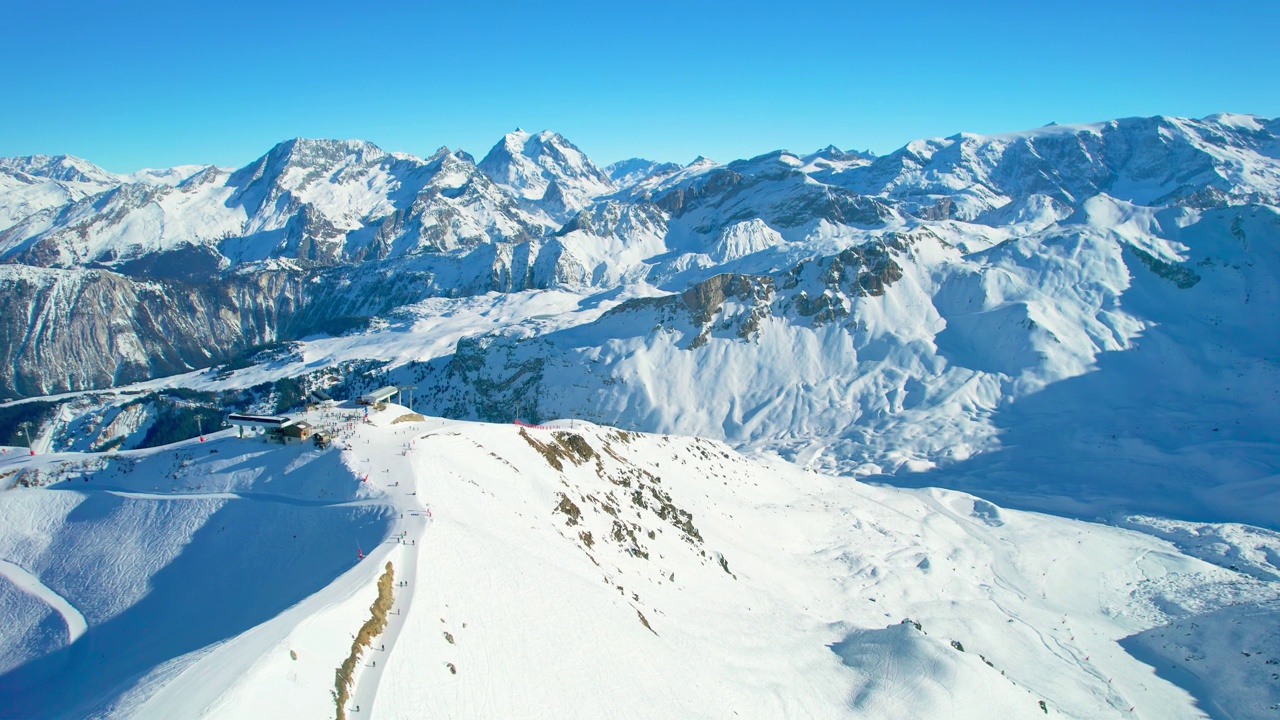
[{"xmin": 1, "ymin": 112, "xmax": 1278, "ymax": 717}]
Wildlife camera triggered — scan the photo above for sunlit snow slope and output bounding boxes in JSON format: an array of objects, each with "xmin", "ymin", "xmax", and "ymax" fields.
[{"xmin": 2, "ymin": 405, "xmax": 1276, "ymax": 719}]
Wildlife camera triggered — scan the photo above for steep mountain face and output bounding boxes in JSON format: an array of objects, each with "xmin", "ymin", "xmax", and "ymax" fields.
[
  {"xmin": 650, "ymin": 150, "xmax": 895, "ymax": 235},
  {"xmin": 0, "ymin": 265, "xmax": 298, "ymax": 397},
  {"xmin": 478, "ymin": 129, "xmax": 616, "ymax": 222},
  {"xmin": 546, "ymin": 201, "xmax": 670, "ymax": 287},
  {"xmin": 0, "ymin": 230, "xmax": 625, "ymax": 398},
  {"xmin": 0, "ymin": 258, "xmax": 450, "ymax": 398},
  {"xmin": 356, "ymin": 148, "xmax": 544, "ymax": 258}
]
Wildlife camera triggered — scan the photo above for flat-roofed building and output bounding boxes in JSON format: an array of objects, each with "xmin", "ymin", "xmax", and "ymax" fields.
[
  {"xmin": 358, "ymin": 386, "xmax": 400, "ymax": 406},
  {"xmin": 226, "ymin": 413, "xmax": 294, "ymax": 438}
]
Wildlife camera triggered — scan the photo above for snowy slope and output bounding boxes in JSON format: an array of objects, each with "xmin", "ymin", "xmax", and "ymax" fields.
[
  {"xmin": 0, "ymin": 156, "xmax": 123, "ymax": 234},
  {"xmin": 1, "ymin": 408, "xmax": 1276, "ymax": 718},
  {"xmin": 401, "ymin": 197, "xmax": 1278, "ymax": 528},
  {"xmin": 11, "ymin": 188, "xmax": 1276, "ymax": 526},
  {"xmin": 0, "ymin": 429, "xmax": 392, "ymax": 718}
]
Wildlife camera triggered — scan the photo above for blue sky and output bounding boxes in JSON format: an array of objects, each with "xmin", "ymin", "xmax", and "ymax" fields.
[{"xmin": 3, "ymin": 0, "xmax": 1277, "ymax": 172}]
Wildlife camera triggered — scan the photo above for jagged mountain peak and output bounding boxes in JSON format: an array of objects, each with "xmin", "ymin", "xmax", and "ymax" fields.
[
  {"xmin": 482, "ymin": 129, "xmax": 602, "ymax": 171},
  {"xmin": 809, "ymin": 144, "xmax": 853, "ymax": 161},
  {"xmin": 426, "ymin": 145, "xmax": 453, "ymax": 161},
  {"xmin": 728, "ymin": 149, "xmax": 805, "ymax": 175},
  {"xmin": 0, "ymin": 153, "xmax": 119, "ymax": 185},
  {"xmin": 490, "ymin": 128, "xmax": 578, "ymax": 159},
  {"xmin": 801, "ymin": 146, "xmax": 876, "ymax": 174},
  {"xmin": 809, "ymin": 112, "xmax": 1280, "ymax": 219},
  {"xmin": 227, "ymin": 136, "xmax": 412, "ymax": 208},
  {"xmin": 478, "ymin": 128, "xmax": 615, "ymax": 221},
  {"xmin": 264, "ymin": 136, "xmax": 389, "ymax": 167},
  {"xmin": 126, "ymin": 164, "xmax": 219, "ymax": 187}
]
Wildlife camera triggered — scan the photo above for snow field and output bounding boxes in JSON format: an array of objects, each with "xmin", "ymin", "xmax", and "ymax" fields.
[
  {"xmin": 340, "ymin": 410, "xmax": 1276, "ymax": 718},
  {"xmin": 1, "ymin": 405, "xmax": 1277, "ymax": 718},
  {"xmin": 0, "ymin": 427, "xmax": 393, "ymax": 719}
]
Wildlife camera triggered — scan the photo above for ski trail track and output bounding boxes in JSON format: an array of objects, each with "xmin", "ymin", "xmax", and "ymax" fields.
[
  {"xmin": 930, "ymin": 490, "xmax": 1133, "ymax": 712},
  {"xmin": 0, "ymin": 409, "xmax": 406, "ymax": 719},
  {"xmin": 347, "ymin": 421, "xmax": 432, "ymax": 719}
]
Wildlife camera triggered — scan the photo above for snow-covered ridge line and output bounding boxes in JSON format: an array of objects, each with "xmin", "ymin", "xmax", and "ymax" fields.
[
  {"xmin": 2, "ymin": 407, "xmax": 1277, "ymax": 718},
  {"xmin": 1, "ymin": 111, "xmax": 1275, "ymax": 274}
]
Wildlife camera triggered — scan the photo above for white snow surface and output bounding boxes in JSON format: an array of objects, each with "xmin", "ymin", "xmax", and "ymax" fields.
[{"xmin": 0, "ymin": 408, "xmax": 1276, "ymax": 718}]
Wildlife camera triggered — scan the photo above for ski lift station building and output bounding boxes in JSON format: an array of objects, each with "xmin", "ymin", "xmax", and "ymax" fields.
[
  {"xmin": 226, "ymin": 413, "xmax": 313, "ymax": 443},
  {"xmin": 359, "ymin": 386, "xmax": 400, "ymax": 406},
  {"xmin": 226, "ymin": 413, "xmax": 293, "ymax": 438},
  {"xmin": 229, "ymin": 412, "xmax": 293, "ymax": 435}
]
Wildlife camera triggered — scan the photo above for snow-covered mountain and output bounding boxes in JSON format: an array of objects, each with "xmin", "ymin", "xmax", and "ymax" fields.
[
  {"xmin": 604, "ymin": 157, "xmax": 682, "ymax": 190},
  {"xmin": 478, "ymin": 129, "xmax": 617, "ymax": 222},
  {"xmin": 0, "ymin": 115, "xmax": 1276, "ymax": 499},
  {"xmin": 0, "ymin": 139, "xmax": 546, "ymax": 275},
  {"xmin": 0, "ymin": 155, "xmax": 120, "ymax": 187},
  {"xmin": 5, "ymin": 114, "xmax": 1275, "ymax": 280},
  {"xmin": 2, "ymin": 112, "xmax": 1280, "ymax": 719},
  {"xmin": 0, "ymin": 155, "xmax": 123, "ymax": 234},
  {"xmin": 818, "ymin": 113, "xmax": 1280, "ymax": 220}
]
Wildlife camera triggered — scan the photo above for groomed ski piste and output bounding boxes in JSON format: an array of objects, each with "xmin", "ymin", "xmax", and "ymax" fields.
[{"xmin": 1, "ymin": 404, "xmax": 1277, "ymax": 719}]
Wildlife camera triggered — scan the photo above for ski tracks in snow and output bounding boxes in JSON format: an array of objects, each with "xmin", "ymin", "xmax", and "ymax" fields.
[
  {"xmin": 347, "ymin": 424, "xmax": 432, "ymax": 719},
  {"xmin": 915, "ymin": 491, "xmax": 1140, "ymax": 715},
  {"xmin": 0, "ymin": 558, "xmax": 86, "ymax": 645}
]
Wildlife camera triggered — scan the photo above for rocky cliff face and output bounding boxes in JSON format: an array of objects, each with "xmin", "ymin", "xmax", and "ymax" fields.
[
  {"xmin": 0, "ymin": 266, "xmax": 296, "ymax": 397},
  {"xmin": 0, "ymin": 259, "xmax": 444, "ymax": 398}
]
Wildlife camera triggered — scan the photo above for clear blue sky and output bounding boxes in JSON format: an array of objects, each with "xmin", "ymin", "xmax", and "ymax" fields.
[{"xmin": 3, "ymin": 0, "xmax": 1277, "ymax": 172}]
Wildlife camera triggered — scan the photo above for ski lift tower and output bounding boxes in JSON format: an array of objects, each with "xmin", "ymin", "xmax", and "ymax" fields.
[
  {"xmin": 397, "ymin": 385, "xmax": 417, "ymax": 411},
  {"xmin": 19, "ymin": 421, "xmax": 34, "ymax": 456}
]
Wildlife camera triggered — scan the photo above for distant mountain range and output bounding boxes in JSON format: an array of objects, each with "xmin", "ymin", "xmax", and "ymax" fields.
[{"xmin": 2, "ymin": 114, "xmax": 1278, "ymax": 526}]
